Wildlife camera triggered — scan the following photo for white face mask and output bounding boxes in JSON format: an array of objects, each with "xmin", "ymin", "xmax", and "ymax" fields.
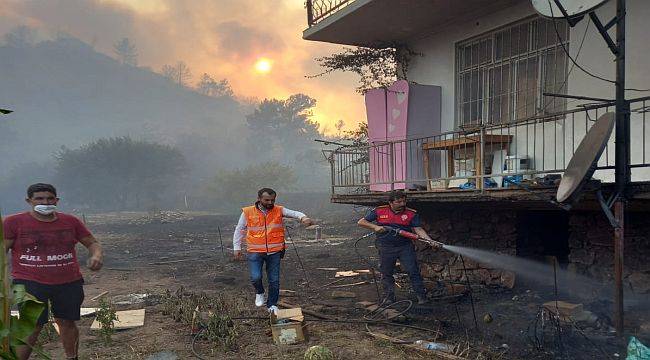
[{"xmin": 34, "ymin": 205, "xmax": 57, "ymax": 215}]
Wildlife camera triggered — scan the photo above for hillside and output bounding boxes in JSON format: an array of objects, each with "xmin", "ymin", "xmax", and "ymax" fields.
[{"xmin": 0, "ymin": 37, "xmax": 248, "ymax": 174}]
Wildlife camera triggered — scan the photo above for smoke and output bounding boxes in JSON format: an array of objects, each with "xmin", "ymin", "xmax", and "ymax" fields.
[{"xmin": 0, "ymin": 0, "xmax": 364, "ymax": 131}]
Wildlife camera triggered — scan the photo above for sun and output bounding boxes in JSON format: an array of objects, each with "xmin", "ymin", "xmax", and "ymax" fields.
[{"xmin": 254, "ymin": 57, "xmax": 273, "ymax": 74}]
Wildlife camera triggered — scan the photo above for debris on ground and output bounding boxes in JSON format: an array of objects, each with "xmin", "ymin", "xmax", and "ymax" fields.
[
  {"xmin": 330, "ymin": 290, "xmax": 357, "ymax": 299},
  {"xmin": 129, "ymin": 211, "xmax": 194, "ymax": 225},
  {"xmin": 627, "ymin": 337, "xmax": 650, "ymax": 360},
  {"xmin": 279, "ymin": 289, "xmax": 297, "ymax": 296},
  {"xmin": 304, "ymin": 345, "xmax": 334, "ymax": 360},
  {"xmin": 331, "ymin": 281, "xmax": 369, "ymax": 288},
  {"xmin": 270, "ymin": 308, "xmax": 306, "ymax": 345},
  {"xmin": 91, "ymin": 309, "xmax": 146, "ymax": 330},
  {"xmin": 145, "ymin": 351, "xmax": 179, "ymax": 360},
  {"xmin": 112, "ymin": 293, "xmax": 151, "ymax": 306},
  {"xmin": 335, "ymin": 271, "xmax": 360, "ymax": 277},
  {"xmin": 542, "ymin": 300, "xmax": 584, "ymax": 318}
]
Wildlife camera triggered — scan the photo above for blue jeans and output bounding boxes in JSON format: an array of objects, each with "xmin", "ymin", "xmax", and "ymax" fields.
[
  {"xmin": 247, "ymin": 252, "xmax": 282, "ymax": 307},
  {"xmin": 377, "ymin": 243, "xmax": 426, "ymax": 297}
]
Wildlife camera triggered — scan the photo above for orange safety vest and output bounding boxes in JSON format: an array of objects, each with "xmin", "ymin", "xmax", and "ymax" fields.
[{"xmin": 242, "ymin": 204, "xmax": 285, "ymax": 253}]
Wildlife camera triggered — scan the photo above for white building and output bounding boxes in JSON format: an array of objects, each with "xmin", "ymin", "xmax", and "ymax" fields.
[{"xmin": 305, "ymin": 0, "xmax": 650, "ymax": 193}]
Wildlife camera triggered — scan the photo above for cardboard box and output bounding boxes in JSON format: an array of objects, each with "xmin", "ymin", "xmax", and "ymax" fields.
[
  {"xmin": 429, "ymin": 179, "xmax": 448, "ymax": 189},
  {"xmin": 270, "ymin": 308, "xmax": 306, "ymax": 345}
]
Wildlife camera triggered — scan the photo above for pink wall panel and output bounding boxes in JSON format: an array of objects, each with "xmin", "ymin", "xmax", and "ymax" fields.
[
  {"xmin": 365, "ymin": 88, "xmax": 386, "ymax": 141},
  {"xmin": 365, "ymin": 88, "xmax": 390, "ymax": 191},
  {"xmin": 386, "ymin": 80, "xmax": 409, "ymax": 189}
]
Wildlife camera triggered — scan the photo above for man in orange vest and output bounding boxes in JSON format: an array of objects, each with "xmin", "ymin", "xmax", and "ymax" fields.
[{"xmin": 233, "ymin": 188, "xmax": 313, "ymax": 314}]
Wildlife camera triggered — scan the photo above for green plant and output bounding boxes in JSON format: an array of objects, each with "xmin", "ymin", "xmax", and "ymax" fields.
[
  {"xmin": 0, "ymin": 212, "xmax": 49, "ymax": 359},
  {"xmin": 95, "ymin": 298, "xmax": 118, "ymax": 345},
  {"xmin": 310, "ymin": 45, "xmax": 420, "ymax": 93},
  {"xmin": 161, "ymin": 288, "xmax": 243, "ymax": 351}
]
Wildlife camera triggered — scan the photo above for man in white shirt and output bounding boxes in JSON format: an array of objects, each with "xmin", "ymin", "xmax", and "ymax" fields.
[{"xmin": 233, "ymin": 188, "xmax": 312, "ymax": 314}]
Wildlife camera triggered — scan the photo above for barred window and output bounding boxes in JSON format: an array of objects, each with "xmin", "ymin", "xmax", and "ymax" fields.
[{"xmin": 456, "ymin": 17, "xmax": 569, "ymax": 127}]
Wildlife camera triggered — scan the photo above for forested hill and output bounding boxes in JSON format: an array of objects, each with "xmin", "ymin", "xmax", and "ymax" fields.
[{"xmin": 0, "ymin": 37, "xmax": 248, "ymax": 172}]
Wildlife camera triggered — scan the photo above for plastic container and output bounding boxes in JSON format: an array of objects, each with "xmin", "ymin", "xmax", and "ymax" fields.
[{"xmin": 414, "ymin": 340, "xmax": 449, "ymax": 351}]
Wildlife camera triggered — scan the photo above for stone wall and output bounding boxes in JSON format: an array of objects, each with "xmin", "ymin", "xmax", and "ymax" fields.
[
  {"xmin": 415, "ymin": 208, "xmax": 650, "ymax": 294},
  {"xmin": 415, "ymin": 209, "xmax": 517, "ymax": 288},
  {"xmin": 568, "ymin": 212, "xmax": 650, "ymax": 294}
]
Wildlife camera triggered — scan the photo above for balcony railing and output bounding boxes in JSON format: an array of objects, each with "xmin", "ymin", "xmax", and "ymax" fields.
[
  {"xmin": 327, "ymin": 97, "xmax": 650, "ymax": 196},
  {"xmin": 307, "ymin": 0, "xmax": 355, "ymax": 26}
]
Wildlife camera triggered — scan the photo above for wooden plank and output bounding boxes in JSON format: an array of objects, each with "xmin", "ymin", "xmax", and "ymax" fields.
[
  {"xmin": 277, "ymin": 301, "xmax": 334, "ymax": 320},
  {"xmin": 90, "ymin": 291, "xmax": 109, "ymax": 301},
  {"xmin": 330, "ymin": 281, "xmax": 369, "ymax": 288},
  {"xmin": 422, "ymin": 136, "xmax": 480, "ymax": 150},
  {"xmin": 275, "ymin": 308, "xmax": 304, "ymax": 322},
  {"xmin": 91, "ymin": 309, "xmax": 145, "ymax": 330},
  {"xmin": 331, "ymin": 291, "xmax": 357, "ymax": 299},
  {"xmin": 148, "ymin": 259, "xmax": 190, "ymax": 265},
  {"xmin": 335, "ymin": 271, "xmax": 359, "ymax": 277}
]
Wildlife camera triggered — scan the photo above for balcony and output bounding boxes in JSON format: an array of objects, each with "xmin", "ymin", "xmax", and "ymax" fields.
[
  {"xmin": 307, "ymin": 0, "xmax": 356, "ymax": 26},
  {"xmin": 325, "ymin": 97, "xmax": 650, "ymax": 208},
  {"xmin": 304, "ymin": 0, "xmax": 523, "ymax": 47}
]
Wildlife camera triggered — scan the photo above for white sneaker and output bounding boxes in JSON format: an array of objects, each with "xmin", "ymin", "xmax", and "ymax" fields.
[
  {"xmin": 268, "ymin": 305, "xmax": 279, "ymax": 315},
  {"xmin": 255, "ymin": 293, "xmax": 265, "ymax": 307}
]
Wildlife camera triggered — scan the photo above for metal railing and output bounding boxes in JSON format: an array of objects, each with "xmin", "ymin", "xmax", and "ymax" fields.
[
  {"xmin": 328, "ymin": 97, "xmax": 650, "ymax": 195},
  {"xmin": 307, "ymin": 0, "xmax": 355, "ymax": 26}
]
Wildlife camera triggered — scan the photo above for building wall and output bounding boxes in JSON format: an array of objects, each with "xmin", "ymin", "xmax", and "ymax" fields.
[{"xmin": 405, "ymin": 0, "xmax": 650, "ymax": 182}]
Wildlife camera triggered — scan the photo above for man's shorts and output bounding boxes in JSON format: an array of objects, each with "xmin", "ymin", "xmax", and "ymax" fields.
[{"xmin": 13, "ymin": 279, "xmax": 85, "ymax": 326}]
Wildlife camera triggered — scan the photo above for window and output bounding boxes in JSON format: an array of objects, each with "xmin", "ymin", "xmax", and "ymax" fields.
[{"xmin": 456, "ymin": 17, "xmax": 569, "ymax": 127}]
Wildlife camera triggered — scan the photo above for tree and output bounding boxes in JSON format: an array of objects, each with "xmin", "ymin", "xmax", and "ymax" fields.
[
  {"xmin": 245, "ymin": 94, "xmax": 320, "ymax": 158},
  {"xmin": 245, "ymin": 94, "xmax": 329, "ymax": 190},
  {"xmin": 343, "ymin": 121, "xmax": 368, "ymax": 147},
  {"xmin": 196, "ymin": 74, "xmax": 234, "ymax": 98},
  {"xmin": 161, "ymin": 61, "xmax": 192, "ymax": 86},
  {"xmin": 334, "ymin": 119, "xmax": 345, "ymax": 137},
  {"xmin": 54, "ymin": 137, "xmax": 188, "ymax": 210},
  {"xmin": 3, "ymin": 26, "xmax": 35, "ymax": 48},
  {"xmin": 208, "ymin": 162, "xmax": 297, "ymax": 207},
  {"xmin": 310, "ymin": 45, "xmax": 419, "ymax": 93},
  {"xmin": 113, "ymin": 37, "xmax": 137, "ymax": 66}
]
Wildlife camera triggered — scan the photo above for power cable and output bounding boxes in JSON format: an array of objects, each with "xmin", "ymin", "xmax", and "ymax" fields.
[
  {"xmin": 284, "ymin": 225, "xmax": 310, "ymax": 287},
  {"xmin": 547, "ymin": 0, "xmax": 650, "ymax": 92},
  {"xmin": 353, "ymin": 232, "xmax": 383, "ymax": 302},
  {"xmin": 363, "ymin": 299, "xmax": 413, "ymax": 321},
  {"xmin": 536, "ymin": 17, "xmax": 591, "ymax": 117},
  {"xmin": 459, "ymin": 255, "xmax": 479, "ymax": 330}
]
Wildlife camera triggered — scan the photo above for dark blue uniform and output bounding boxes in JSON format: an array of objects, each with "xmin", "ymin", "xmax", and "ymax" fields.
[{"xmin": 364, "ymin": 206, "xmax": 426, "ymax": 298}]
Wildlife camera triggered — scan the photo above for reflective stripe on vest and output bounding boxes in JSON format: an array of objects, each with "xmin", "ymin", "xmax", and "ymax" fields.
[{"xmin": 242, "ymin": 205, "xmax": 286, "ymax": 253}]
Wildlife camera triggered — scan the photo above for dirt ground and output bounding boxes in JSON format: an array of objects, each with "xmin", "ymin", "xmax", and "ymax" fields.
[{"xmin": 35, "ymin": 210, "xmax": 646, "ymax": 359}]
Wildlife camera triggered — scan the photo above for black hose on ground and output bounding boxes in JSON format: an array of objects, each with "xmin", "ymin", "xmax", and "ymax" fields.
[
  {"xmin": 284, "ymin": 225, "xmax": 310, "ymax": 287},
  {"xmin": 459, "ymin": 254, "xmax": 479, "ymax": 330},
  {"xmin": 353, "ymin": 232, "xmax": 382, "ymax": 302}
]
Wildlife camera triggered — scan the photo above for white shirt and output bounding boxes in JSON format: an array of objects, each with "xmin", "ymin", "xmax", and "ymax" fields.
[{"xmin": 232, "ymin": 205, "xmax": 307, "ymax": 251}]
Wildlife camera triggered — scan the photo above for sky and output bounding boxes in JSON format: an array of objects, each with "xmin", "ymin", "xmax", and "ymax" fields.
[{"xmin": 0, "ymin": 0, "xmax": 366, "ymax": 133}]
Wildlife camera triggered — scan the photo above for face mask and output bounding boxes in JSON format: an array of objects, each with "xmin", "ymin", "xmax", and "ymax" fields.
[{"xmin": 34, "ymin": 205, "xmax": 57, "ymax": 215}]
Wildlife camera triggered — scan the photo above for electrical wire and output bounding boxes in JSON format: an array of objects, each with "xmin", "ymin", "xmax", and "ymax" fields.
[
  {"xmin": 547, "ymin": 0, "xmax": 650, "ymax": 92},
  {"xmin": 353, "ymin": 232, "xmax": 383, "ymax": 302},
  {"xmin": 363, "ymin": 299, "xmax": 413, "ymax": 321},
  {"xmin": 459, "ymin": 255, "xmax": 479, "ymax": 330},
  {"xmin": 191, "ymin": 328, "xmax": 209, "ymax": 360},
  {"xmin": 536, "ymin": 17, "xmax": 591, "ymax": 117},
  {"xmin": 284, "ymin": 225, "xmax": 310, "ymax": 287}
]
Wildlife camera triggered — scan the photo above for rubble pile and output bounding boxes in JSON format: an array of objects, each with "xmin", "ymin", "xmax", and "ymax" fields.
[{"xmin": 128, "ymin": 211, "xmax": 194, "ymax": 225}]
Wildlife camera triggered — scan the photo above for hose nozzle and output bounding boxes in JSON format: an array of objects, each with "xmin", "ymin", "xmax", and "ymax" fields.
[{"xmin": 425, "ymin": 239, "xmax": 445, "ymax": 249}]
